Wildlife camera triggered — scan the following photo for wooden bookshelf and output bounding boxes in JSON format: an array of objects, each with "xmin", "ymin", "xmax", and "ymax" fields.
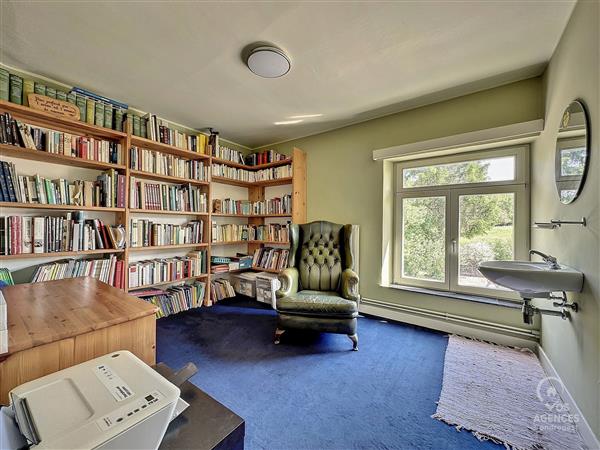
[
  {"xmin": 127, "ymin": 274, "xmax": 209, "ymax": 292},
  {"xmin": 129, "ymin": 208, "xmax": 209, "ymax": 216},
  {"xmin": 251, "ymin": 266, "xmax": 280, "ymax": 274},
  {"xmin": 211, "ymin": 157, "xmax": 292, "ymax": 170},
  {"xmin": 129, "ymin": 169, "xmax": 209, "ymax": 186},
  {"xmin": 130, "ymin": 135, "xmax": 210, "ymax": 160},
  {"xmin": 0, "ymin": 248, "xmax": 124, "ymax": 260},
  {"xmin": 0, "ymin": 98, "xmax": 307, "ymax": 309},
  {"xmin": 129, "ymin": 243, "xmax": 208, "ymax": 251},
  {"xmin": 0, "ymin": 144, "xmax": 126, "ymax": 171},
  {"xmin": 0, "ymin": 202, "xmax": 125, "ymax": 212}
]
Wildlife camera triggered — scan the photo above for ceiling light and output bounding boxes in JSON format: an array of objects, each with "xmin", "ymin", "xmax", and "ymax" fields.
[
  {"xmin": 247, "ymin": 46, "xmax": 291, "ymax": 78},
  {"xmin": 274, "ymin": 119, "xmax": 302, "ymax": 125},
  {"xmin": 289, "ymin": 114, "xmax": 323, "ymax": 119}
]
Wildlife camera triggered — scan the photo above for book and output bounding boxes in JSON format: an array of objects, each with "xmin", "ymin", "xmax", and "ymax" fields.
[
  {"xmin": 22, "ymin": 79, "xmax": 34, "ymax": 107},
  {"xmin": 86, "ymin": 98, "xmax": 95, "ymax": 125},
  {"xmin": 132, "ymin": 114, "xmax": 141, "ymax": 137},
  {"xmin": 45, "ymin": 86, "xmax": 56, "ymax": 99},
  {"xmin": 9, "ymin": 74, "xmax": 23, "ymax": 105},
  {"xmin": 33, "ymin": 217, "xmax": 44, "ymax": 253},
  {"xmin": 0, "ymin": 68, "xmax": 9, "ymax": 101},
  {"xmin": 75, "ymin": 95, "xmax": 87, "ymax": 122},
  {"xmin": 94, "ymin": 101, "xmax": 105, "ymax": 127},
  {"xmin": 56, "ymin": 90, "xmax": 67, "ymax": 102},
  {"xmin": 114, "ymin": 108, "xmax": 125, "ymax": 132},
  {"xmin": 66, "ymin": 92, "xmax": 76, "ymax": 105},
  {"xmin": 103, "ymin": 104, "xmax": 113, "ymax": 131},
  {"xmin": 33, "ymin": 82, "xmax": 46, "ymax": 95}
]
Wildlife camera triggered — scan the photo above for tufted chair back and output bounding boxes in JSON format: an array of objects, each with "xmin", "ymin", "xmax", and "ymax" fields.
[{"xmin": 289, "ymin": 221, "xmax": 355, "ymax": 292}]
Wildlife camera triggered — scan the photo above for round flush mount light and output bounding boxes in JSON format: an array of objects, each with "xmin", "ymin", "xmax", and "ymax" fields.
[{"xmin": 246, "ymin": 46, "xmax": 291, "ymax": 78}]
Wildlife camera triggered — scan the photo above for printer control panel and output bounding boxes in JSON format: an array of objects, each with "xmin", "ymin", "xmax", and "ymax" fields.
[{"xmin": 96, "ymin": 391, "xmax": 164, "ymax": 431}]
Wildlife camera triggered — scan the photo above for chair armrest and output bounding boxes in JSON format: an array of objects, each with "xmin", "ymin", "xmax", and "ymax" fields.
[
  {"xmin": 276, "ymin": 267, "xmax": 299, "ymax": 298},
  {"xmin": 341, "ymin": 269, "xmax": 360, "ymax": 302}
]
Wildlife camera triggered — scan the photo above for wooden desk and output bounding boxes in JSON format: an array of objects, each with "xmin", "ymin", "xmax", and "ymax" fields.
[{"xmin": 0, "ymin": 277, "xmax": 157, "ymax": 405}]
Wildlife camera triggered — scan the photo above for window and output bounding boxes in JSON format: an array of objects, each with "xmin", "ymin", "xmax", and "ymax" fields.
[{"xmin": 394, "ymin": 146, "xmax": 529, "ymax": 298}]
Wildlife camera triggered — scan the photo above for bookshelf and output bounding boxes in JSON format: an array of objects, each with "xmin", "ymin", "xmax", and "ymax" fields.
[{"xmin": 0, "ymin": 99, "xmax": 307, "ymax": 313}]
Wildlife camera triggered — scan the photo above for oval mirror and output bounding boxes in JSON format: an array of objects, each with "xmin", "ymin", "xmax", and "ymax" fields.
[{"xmin": 555, "ymin": 100, "xmax": 590, "ymax": 204}]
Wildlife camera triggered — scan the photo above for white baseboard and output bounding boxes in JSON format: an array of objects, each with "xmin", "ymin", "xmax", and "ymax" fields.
[
  {"xmin": 360, "ymin": 297, "xmax": 539, "ymax": 349},
  {"xmin": 536, "ymin": 345, "xmax": 600, "ymax": 450}
]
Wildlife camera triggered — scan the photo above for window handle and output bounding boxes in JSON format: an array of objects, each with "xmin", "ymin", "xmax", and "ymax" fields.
[{"xmin": 451, "ymin": 239, "xmax": 457, "ymax": 253}]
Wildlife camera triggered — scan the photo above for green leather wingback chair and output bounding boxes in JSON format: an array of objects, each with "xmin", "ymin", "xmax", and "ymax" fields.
[{"xmin": 275, "ymin": 221, "xmax": 360, "ymax": 350}]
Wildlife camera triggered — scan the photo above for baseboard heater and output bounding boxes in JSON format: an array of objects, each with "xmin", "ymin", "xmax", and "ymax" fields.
[{"xmin": 360, "ymin": 297, "xmax": 539, "ymax": 346}]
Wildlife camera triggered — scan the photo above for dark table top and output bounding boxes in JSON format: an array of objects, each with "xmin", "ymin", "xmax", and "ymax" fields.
[{"xmin": 156, "ymin": 363, "xmax": 245, "ymax": 450}]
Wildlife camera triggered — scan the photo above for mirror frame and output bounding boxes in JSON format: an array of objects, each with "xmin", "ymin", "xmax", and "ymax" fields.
[{"xmin": 554, "ymin": 99, "xmax": 591, "ymax": 204}]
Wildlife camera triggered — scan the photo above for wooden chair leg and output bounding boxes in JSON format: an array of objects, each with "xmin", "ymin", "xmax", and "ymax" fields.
[
  {"xmin": 348, "ymin": 333, "xmax": 358, "ymax": 351},
  {"xmin": 274, "ymin": 328, "xmax": 286, "ymax": 344}
]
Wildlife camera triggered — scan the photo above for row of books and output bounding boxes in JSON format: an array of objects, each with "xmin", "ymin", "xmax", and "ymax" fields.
[
  {"xmin": 212, "ymin": 145, "xmax": 245, "ymax": 164},
  {"xmin": 132, "ymin": 281, "xmax": 206, "ymax": 318},
  {"xmin": 129, "ymin": 147, "xmax": 209, "ymax": 181},
  {"xmin": 210, "ymin": 254, "xmax": 253, "ymax": 273},
  {"xmin": 31, "ymin": 255, "xmax": 125, "ymax": 289},
  {"xmin": 212, "ymin": 195, "xmax": 292, "ymax": 215},
  {"xmin": 252, "ymin": 247, "xmax": 290, "ymax": 272},
  {"xmin": 211, "ymin": 163, "xmax": 292, "ymax": 183},
  {"xmin": 210, "ymin": 279, "xmax": 236, "ymax": 303},
  {"xmin": 128, "ymin": 250, "xmax": 207, "ymax": 289},
  {"xmin": 129, "ymin": 219, "xmax": 204, "ymax": 248},
  {"xmin": 211, "ymin": 222, "xmax": 290, "ymax": 243},
  {"xmin": 0, "ymin": 162, "xmax": 126, "ymax": 208},
  {"xmin": 0, "ymin": 113, "xmax": 123, "ymax": 165},
  {"xmin": 136, "ymin": 112, "xmax": 208, "ymax": 153},
  {"xmin": 129, "ymin": 178, "xmax": 207, "ymax": 212},
  {"xmin": 0, "ymin": 213, "xmax": 124, "ymax": 255},
  {"xmin": 244, "ymin": 150, "xmax": 287, "ymax": 166},
  {"xmin": 0, "ymin": 69, "xmax": 129, "ymax": 132}
]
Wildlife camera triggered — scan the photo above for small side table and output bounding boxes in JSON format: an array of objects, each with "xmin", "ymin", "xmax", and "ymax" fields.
[{"xmin": 155, "ymin": 363, "xmax": 245, "ymax": 450}]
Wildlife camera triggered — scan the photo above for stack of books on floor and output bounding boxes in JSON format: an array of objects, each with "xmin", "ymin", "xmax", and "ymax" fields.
[
  {"xmin": 129, "ymin": 147, "xmax": 209, "ymax": 180},
  {"xmin": 129, "ymin": 177, "xmax": 207, "ymax": 212},
  {"xmin": 252, "ymin": 247, "xmax": 289, "ymax": 272},
  {"xmin": 1, "ymin": 162, "xmax": 126, "ymax": 208},
  {"xmin": 0, "ymin": 112, "xmax": 123, "ymax": 164},
  {"xmin": 30, "ymin": 255, "xmax": 125, "ymax": 288},
  {"xmin": 131, "ymin": 281, "xmax": 206, "ymax": 318},
  {"xmin": 0, "ymin": 213, "xmax": 125, "ymax": 255},
  {"xmin": 210, "ymin": 278, "xmax": 236, "ymax": 303},
  {"xmin": 128, "ymin": 250, "xmax": 207, "ymax": 289},
  {"xmin": 129, "ymin": 219, "xmax": 204, "ymax": 247}
]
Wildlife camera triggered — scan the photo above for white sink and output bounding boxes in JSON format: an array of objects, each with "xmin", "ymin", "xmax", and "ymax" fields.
[{"xmin": 478, "ymin": 260, "xmax": 584, "ymax": 298}]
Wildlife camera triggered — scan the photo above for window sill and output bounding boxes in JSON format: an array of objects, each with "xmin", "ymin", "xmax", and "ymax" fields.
[{"xmin": 386, "ymin": 283, "xmax": 522, "ymax": 309}]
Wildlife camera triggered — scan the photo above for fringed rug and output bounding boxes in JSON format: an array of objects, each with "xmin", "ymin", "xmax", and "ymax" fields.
[{"xmin": 433, "ymin": 335, "xmax": 587, "ymax": 450}]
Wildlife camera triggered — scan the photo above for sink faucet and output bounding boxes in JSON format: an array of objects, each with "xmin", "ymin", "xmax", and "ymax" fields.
[{"xmin": 530, "ymin": 250, "xmax": 561, "ymax": 270}]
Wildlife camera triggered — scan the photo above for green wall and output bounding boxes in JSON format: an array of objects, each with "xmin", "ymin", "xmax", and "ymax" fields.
[
  {"xmin": 531, "ymin": 0, "xmax": 599, "ymax": 437},
  {"xmin": 258, "ymin": 77, "xmax": 543, "ymax": 329}
]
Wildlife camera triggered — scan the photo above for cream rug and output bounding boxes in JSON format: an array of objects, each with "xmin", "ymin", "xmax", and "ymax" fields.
[{"xmin": 433, "ymin": 335, "xmax": 587, "ymax": 450}]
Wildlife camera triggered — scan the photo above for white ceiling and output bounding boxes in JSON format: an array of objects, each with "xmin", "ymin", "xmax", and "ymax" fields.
[{"xmin": 0, "ymin": 1, "xmax": 575, "ymax": 148}]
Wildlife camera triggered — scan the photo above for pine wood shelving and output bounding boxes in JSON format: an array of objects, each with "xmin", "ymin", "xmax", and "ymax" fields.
[
  {"xmin": 0, "ymin": 144, "xmax": 126, "ymax": 171},
  {"xmin": 129, "ymin": 169, "xmax": 209, "ymax": 186},
  {"xmin": 0, "ymin": 99, "xmax": 307, "ymax": 308},
  {"xmin": 0, "ymin": 248, "xmax": 125, "ymax": 260},
  {"xmin": 129, "ymin": 243, "xmax": 208, "ymax": 252},
  {"xmin": 130, "ymin": 135, "xmax": 210, "ymax": 160},
  {"xmin": 211, "ymin": 213, "xmax": 291, "ymax": 218},
  {"xmin": 0, "ymin": 202, "xmax": 126, "ymax": 212},
  {"xmin": 127, "ymin": 274, "xmax": 209, "ymax": 292},
  {"xmin": 129, "ymin": 208, "xmax": 209, "ymax": 216}
]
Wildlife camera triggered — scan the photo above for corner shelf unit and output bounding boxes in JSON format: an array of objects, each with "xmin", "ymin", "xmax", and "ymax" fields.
[{"xmin": 0, "ymin": 100, "xmax": 306, "ymax": 309}]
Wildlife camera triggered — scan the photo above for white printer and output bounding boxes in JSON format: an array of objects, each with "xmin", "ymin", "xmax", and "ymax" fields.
[{"xmin": 3, "ymin": 351, "xmax": 188, "ymax": 450}]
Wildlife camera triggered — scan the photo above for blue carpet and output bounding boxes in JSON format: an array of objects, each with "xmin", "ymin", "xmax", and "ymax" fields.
[{"xmin": 157, "ymin": 299, "xmax": 501, "ymax": 450}]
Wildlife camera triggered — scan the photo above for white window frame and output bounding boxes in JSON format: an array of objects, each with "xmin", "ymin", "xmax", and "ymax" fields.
[{"xmin": 393, "ymin": 145, "xmax": 530, "ymax": 299}]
